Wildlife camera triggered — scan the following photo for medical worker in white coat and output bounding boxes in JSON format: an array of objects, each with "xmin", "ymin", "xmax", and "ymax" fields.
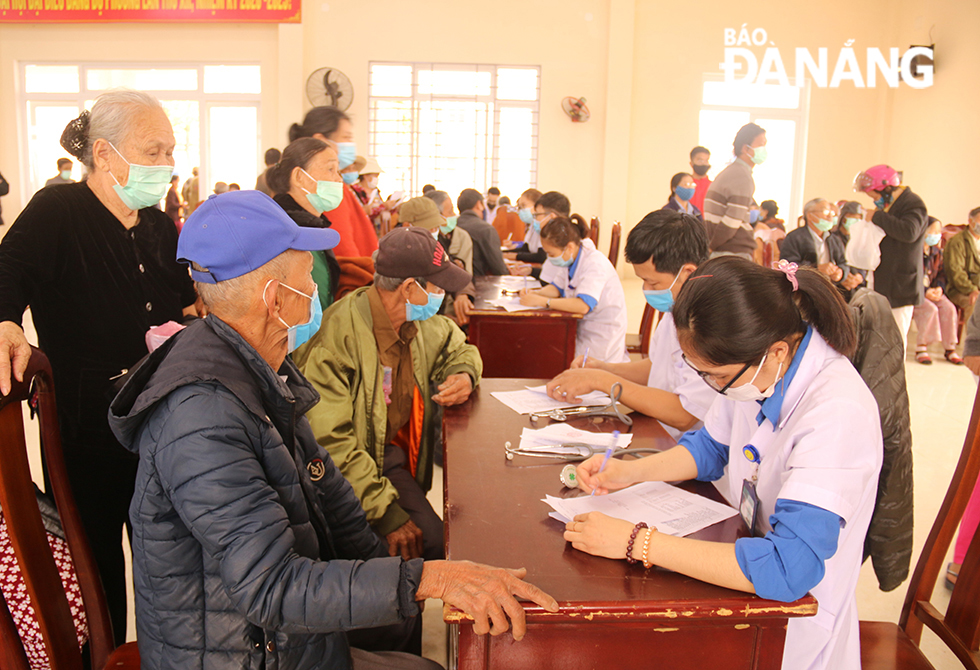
[
  {"xmin": 519, "ymin": 215, "xmax": 629, "ymax": 363},
  {"xmin": 544, "ymin": 209, "xmax": 716, "ymax": 440},
  {"xmin": 564, "ymin": 256, "xmax": 883, "ymax": 670}
]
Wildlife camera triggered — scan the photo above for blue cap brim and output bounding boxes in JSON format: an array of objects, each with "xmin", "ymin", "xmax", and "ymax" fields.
[{"xmin": 291, "ymin": 226, "xmax": 341, "ymax": 252}]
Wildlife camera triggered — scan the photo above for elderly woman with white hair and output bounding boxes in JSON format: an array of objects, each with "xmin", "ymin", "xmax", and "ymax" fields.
[{"xmin": 0, "ymin": 88, "xmax": 198, "ymax": 644}]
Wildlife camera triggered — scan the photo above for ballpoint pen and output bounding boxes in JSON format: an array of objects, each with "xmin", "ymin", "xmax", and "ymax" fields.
[
  {"xmin": 582, "ymin": 347, "xmax": 590, "ymax": 368},
  {"xmin": 591, "ymin": 430, "xmax": 619, "ymax": 496}
]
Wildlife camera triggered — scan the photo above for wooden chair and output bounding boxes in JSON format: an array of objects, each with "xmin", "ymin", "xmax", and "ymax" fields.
[
  {"xmin": 625, "ymin": 304, "xmax": 661, "ymax": 358},
  {"xmin": 0, "ymin": 347, "xmax": 139, "ymax": 670},
  {"xmin": 589, "ymin": 217, "xmax": 600, "ymax": 247},
  {"xmin": 859, "ymin": 380, "xmax": 980, "ymax": 669},
  {"xmin": 607, "ymin": 222, "xmax": 622, "ymax": 269}
]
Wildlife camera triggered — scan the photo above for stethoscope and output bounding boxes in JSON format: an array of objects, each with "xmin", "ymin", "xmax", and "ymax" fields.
[
  {"xmin": 504, "ymin": 441, "xmax": 662, "ymax": 462},
  {"xmin": 530, "ymin": 382, "xmax": 633, "ymax": 426}
]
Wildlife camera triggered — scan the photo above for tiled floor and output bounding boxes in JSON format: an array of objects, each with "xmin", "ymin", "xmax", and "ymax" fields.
[{"xmin": 18, "ymin": 282, "xmax": 976, "ymax": 668}]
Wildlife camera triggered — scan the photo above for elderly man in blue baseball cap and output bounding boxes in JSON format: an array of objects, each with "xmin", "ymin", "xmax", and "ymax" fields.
[{"xmin": 109, "ymin": 191, "xmax": 557, "ymax": 670}]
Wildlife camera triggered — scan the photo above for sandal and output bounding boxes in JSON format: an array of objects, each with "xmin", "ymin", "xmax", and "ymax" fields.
[
  {"xmin": 945, "ymin": 350, "xmax": 965, "ymax": 365},
  {"xmin": 946, "ymin": 562, "xmax": 960, "ymax": 590},
  {"xmin": 915, "ymin": 351, "xmax": 933, "ymax": 365}
]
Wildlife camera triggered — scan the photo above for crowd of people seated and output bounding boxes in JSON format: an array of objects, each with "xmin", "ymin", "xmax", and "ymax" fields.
[{"xmin": 0, "ymin": 89, "xmax": 978, "ymax": 670}]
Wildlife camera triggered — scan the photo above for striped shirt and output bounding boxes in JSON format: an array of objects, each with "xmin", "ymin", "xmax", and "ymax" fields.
[{"xmin": 703, "ymin": 158, "xmax": 756, "ymax": 255}]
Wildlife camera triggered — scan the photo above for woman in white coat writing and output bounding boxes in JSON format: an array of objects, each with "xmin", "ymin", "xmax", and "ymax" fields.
[
  {"xmin": 564, "ymin": 256, "xmax": 883, "ymax": 670},
  {"xmin": 518, "ymin": 215, "xmax": 629, "ymax": 364}
]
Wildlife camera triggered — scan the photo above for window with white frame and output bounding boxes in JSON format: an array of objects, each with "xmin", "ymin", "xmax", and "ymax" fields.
[
  {"xmin": 19, "ymin": 63, "xmax": 261, "ymax": 204},
  {"xmin": 368, "ymin": 62, "xmax": 540, "ymax": 204},
  {"xmin": 698, "ymin": 76, "xmax": 809, "ymax": 226}
]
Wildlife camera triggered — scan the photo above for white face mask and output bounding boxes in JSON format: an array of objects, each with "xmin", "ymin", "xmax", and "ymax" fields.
[{"xmin": 723, "ymin": 352, "xmax": 783, "ymax": 403}]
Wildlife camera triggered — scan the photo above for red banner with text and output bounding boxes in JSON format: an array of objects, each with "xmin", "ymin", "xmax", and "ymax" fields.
[{"xmin": 0, "ymin": 0, "xmax": 299, "ymax": 23}]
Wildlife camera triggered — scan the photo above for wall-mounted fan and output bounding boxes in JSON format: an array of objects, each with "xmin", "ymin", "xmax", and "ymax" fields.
[
  {"xmin": 306, "ymin": 67, "xmax": 354, "ymax": 110},
  {"xmin": 561, "ymin": 96, "xmax": 590, "ymax": 123}
]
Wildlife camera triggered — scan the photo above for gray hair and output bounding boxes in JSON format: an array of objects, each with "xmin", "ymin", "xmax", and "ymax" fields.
[
  {"xmin": 802, "ymin": 198, "xmax": 828, "ymax": 219},
  {"xmin": 192, "ymin": 251, "xmax": 295, "ymax": 320},
  {"xmin": 373, "ymin": 273, "xmax": 428, "ymax": 292},
  {"xmin": 82, "ymin": 89, "xmax": 165, "ymax": 169},
  {"xmin": 424, "ymin": 190, "xmax": 450, "ymax": 209}
]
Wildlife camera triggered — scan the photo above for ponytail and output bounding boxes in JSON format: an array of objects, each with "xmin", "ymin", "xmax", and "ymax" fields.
[
  {"xmin": 289, "ymin": 106, "xmax": 350, "ymax": 143},
  {"xmin": 673, "ymin": 256, "xmax": 855, "ymax": 366}
]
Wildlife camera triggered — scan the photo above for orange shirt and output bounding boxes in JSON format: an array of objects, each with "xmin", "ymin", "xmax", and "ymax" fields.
[
  {"xmin": 691, "ymin": 175, "xmax": 712, "ymax": 213},
  {"xmin": 330, "ymin": 184, "xmax": 380, "ymax": 258}
]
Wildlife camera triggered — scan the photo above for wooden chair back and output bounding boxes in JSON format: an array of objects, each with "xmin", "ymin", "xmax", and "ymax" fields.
[
  {"xmin": 892, "ymin": 381, "xmax": 980, "ymax": 667},
  {"xmin": 626, "ymin": 304, "xmax": 662, "ymax": 358},
  {"xmin": 588, "ymin": 217, "xmax": 600, "ymax": 247},
  {"xmin": 607, "ymin": 222, "xmax": 622, "ymax": 269},
  {"xmin": 493, "ymin": 208, "xmax": 525, "ymax": 246},
  {"xmin": 0, "ymin": 347, "xmax": 117, "ymax": 669}
]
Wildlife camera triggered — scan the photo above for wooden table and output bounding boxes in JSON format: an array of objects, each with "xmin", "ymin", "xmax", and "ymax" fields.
[
  {"xmin": 467, "ymin": 276, "xmax": 581, "ymax": 379},
  {"xmin": 442, "ymin": 378, "xmax": 817, "ymax": 670}
]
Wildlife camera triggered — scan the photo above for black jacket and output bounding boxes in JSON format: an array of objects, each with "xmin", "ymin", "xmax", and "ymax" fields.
[
  {"xmin": 781, "ymin": 225, "xmax": 848, "ymax": 272},
  {"xmin": 456, "ymin": 210, "xmax": 509, "ymax": 276},
  {"xmin": 109, "ymin": 316, "xmax": 423, "ymax": 670},
  {"xmin": 871, "ymin": 188, "xmax": 929, "ymax": 308},
  {"xmin": 0, "ymin": 172, "xmax": 8, "ymax": 225},
  {"xmin": 848, "ymin": 288, "xmax": 913, "ymax": 592}
]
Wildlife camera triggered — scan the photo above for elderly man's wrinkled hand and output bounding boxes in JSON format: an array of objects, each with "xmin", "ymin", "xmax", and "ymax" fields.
[
  {"xmin": 417, "ymin": 560, "xmax": 559, "ymax": 641},
  {"xmin": 0, "ymin": 321, "xmax": 31, "ymax": 397},
  {"xmin": 386, "ymin": 519, "xmax": 424, "ymax": 560},
  {"xmin": 432, "ymin": 373, "xmax": 472, "ymax": 406},
  {"xmin": 454, "ymin": 294, "xmax": 473, "ymax": 326}
]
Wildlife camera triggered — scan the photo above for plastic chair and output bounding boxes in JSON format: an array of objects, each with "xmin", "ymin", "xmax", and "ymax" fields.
[
  {"xmin": 607, "ymin": 222, "xmax": 621, "ymax": 269},
  {"xmin": 859, "ymin": 380, "xmax": 980, "ymax": 669},
  {"xmin": 0, "ymin": 347, "xmax": 139, "ymax": 670},
  {"xmin": 625, "ymin": 304, "xmax": 661, "ymax": 358}
]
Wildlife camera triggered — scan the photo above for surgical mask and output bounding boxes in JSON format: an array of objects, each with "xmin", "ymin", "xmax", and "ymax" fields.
[
  {"xmin": 872, "ymin": 190, "xmax": 892, "ymax": 209},
  {"xmin": 642, "ymin": 270, "xmax": 681, "ymax": 313},
  {"xmin": 843, "ymin": 217, "xmax": 859, "ymax": 232},
  {"xmin": 405, "ymin": 281, "xmax": 444, "ymax": 321},
  {"xmin": 108, "ymin": 142, "xmax": 174, "ymax": 210},
  {"xmin": 692, "ymin": 164, "xmax": 710, "ymax": 176},
  {"xmin": 335, "ymin": 142, "xmax": 357, "ymax": 169},
  {"xmin": 519, "ymin": 207, "xmax": 535, "ymax": 226},
  {"xmin": 749, "ymin": 209, "xmax": 761, "ymax": 224},
  {"xmin": 440, "ymin": 216, "xmax": 458, "ymax": 235},
  {"xmin": 60, "ymin": 170, "xmax": 72, "ymax": 180},
  {"xmin": 749, "ymin": 145, "xmax": 767, "ymax": 165},
  {"xmin": 813, "ymin": 216, "xmax": 834, "ymax": 233},
  {"xmin": 675, "ymin": 186, "xmax": 696, "ymax": 202},
  {"xmin": 300, "ymin": 169, "xmax": 343, "ymax": 214},
  {"xmin": 925, "ymin": 233, "xmax": 941, "ymax": 247},
  {"xmin": 264, "ymin": 279, "xmax": 322, "ymax": 354},
  {"xmin": 342, "ymin": 172, "xmax": 359, "ymax": 185},
  {"xmin": 723, "ymin": 353, "xmax": 783, "ymax": 403},
  {"xmin": 547, "ymin": 249, "xmax": 574, "ymax": 267}
]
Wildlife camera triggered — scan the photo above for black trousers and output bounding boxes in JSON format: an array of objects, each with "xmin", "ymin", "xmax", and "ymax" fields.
[{"xmin": 382, "ymin": 445, "xmax": 444, "ymax": 561}]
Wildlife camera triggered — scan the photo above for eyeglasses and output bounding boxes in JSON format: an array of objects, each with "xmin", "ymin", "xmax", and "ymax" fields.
[
  {"xmin": 682, "ymin": 353, "xmax": 752, "ymax": 395},
  {"xmin": 532, "ymin": 211, "xmax": 551, "ymax": 219}
]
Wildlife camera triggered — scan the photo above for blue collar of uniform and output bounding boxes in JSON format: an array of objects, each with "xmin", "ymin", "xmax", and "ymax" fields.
[
  {"xmin": 756, "ymin": 325, "xmax": 813, "ymax": 426},
  {"xmin": 568, "ymin": 246, "xmax": 584, "ymax": 280}
]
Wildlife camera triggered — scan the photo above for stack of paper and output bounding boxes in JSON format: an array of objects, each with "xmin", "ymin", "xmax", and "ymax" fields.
[
  {"xmin": 484, "ymin": 296, "xmax": 545, "ymax": 312},
  {"xmin": 490, "ymin": 385, "xmax": 608, "ymax": 415},
  {"xmin": 519, "ymin": 423, "xmax": 632, "ymax": 451},
  {"xmin": 497, "ymin": 275, "xmax": 542, "ymax": 291},
  {"xmin": 544, "ymin": 481, "xmax": 738, "ymax": 537}
]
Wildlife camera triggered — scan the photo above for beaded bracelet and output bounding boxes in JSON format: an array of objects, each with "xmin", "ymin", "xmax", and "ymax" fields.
[
  {"xmin": 640, "ymin": 527, "xmax": 658, "ymax": 569},
  {"xmin": 626, "ymin": 522, "xmax": 648, "ymax": 564}
]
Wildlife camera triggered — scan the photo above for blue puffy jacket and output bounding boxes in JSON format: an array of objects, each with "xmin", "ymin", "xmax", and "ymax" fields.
[{"xmin": 109, "ymin": 315, "xmax": 423, "ymax": 670}]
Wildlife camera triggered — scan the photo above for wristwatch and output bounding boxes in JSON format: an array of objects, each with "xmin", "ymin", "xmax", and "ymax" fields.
[{"xmin": 546, "ymin": 299, "xmax": 552, "ymax": 309}]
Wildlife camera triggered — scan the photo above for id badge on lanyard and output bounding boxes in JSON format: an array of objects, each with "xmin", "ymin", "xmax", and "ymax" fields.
[{"xmin": 739, "ymin": 444, "xmax": 761, "ymax": 537}]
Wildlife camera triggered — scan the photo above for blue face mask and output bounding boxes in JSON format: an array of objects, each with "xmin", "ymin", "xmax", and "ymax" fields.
[
  {"xmin": 440, "ymin": 216, "xmax": 458, "ymax": 235},
  {"xmin": 265, "ymin": 280, "xmax": 322, "ymax": 354},
  {"xmin": 335, "ymin": 142, "xmax": 357, "ymax": 169},
  {"xmin": 925, "ymin": 233, "xmax": 941, "ymax": 247},
  {"xmin": 519, "ymin": 207, "xmax": 535, "ymax": 226},
  {"xmin": 749, "ymin": 208, "xmax": 761, "ymax": 224},
  {"xmin": 642, "ymin": 270, "xmax": 681, "ymax": 313},
  {"xmin": 405, "ymin": 281, "xmax": 445, "ymax": 321},
  {"xmin": 675, "ymin": 186, "xmax": 696, "ymax": 202},
  {"xmin": 342, "ymin": 172, "xmax": 359, "ymax": 185},
  {"xmin": 547, "ymin": 247, "xmax": 574, "ymax": 267}
]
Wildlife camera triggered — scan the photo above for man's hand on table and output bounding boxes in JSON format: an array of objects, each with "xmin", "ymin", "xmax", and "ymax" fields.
[
  {"xmin": 416, "ymin": 560, "xmax": 559, "ymax": 641},
  {"xmin": 386, "ymin": 519, "xmax": 424, "ymax": 560},
  {"xmin": 0, "ymin": 321, "xmax": 31, "ymax": 397},
  {"xmin": 432, "ymin": 373, "xmax": 473, "ymax": 406}
]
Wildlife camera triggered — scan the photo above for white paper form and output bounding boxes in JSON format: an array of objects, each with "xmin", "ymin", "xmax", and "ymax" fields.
[
  {"xmin": 484, "ymin": 296, "xmax": 546, "ymax": 312},
  {"xmin": 490, "ymin": 386, "xmax": 609, "ymax": 415},
  {"xmin": 496, "ymin": 275, "xmax": 543, "ymax": 292},
  {"xmin": 519, "ymin": 424, "xmax": 632, "ymax": 451},
  {"xmin": 543, "ymin": 481, "xmax": 737, "ymax": 537}
]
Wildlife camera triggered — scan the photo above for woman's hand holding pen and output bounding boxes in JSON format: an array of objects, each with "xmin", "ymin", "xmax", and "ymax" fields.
[
  {"xmin": 518, "ymin": 288, "xmax": 548, "ymax": 307},
  {"xmin": 575, "ymin": 453, "xmax": 637, "ymax": 496}
]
